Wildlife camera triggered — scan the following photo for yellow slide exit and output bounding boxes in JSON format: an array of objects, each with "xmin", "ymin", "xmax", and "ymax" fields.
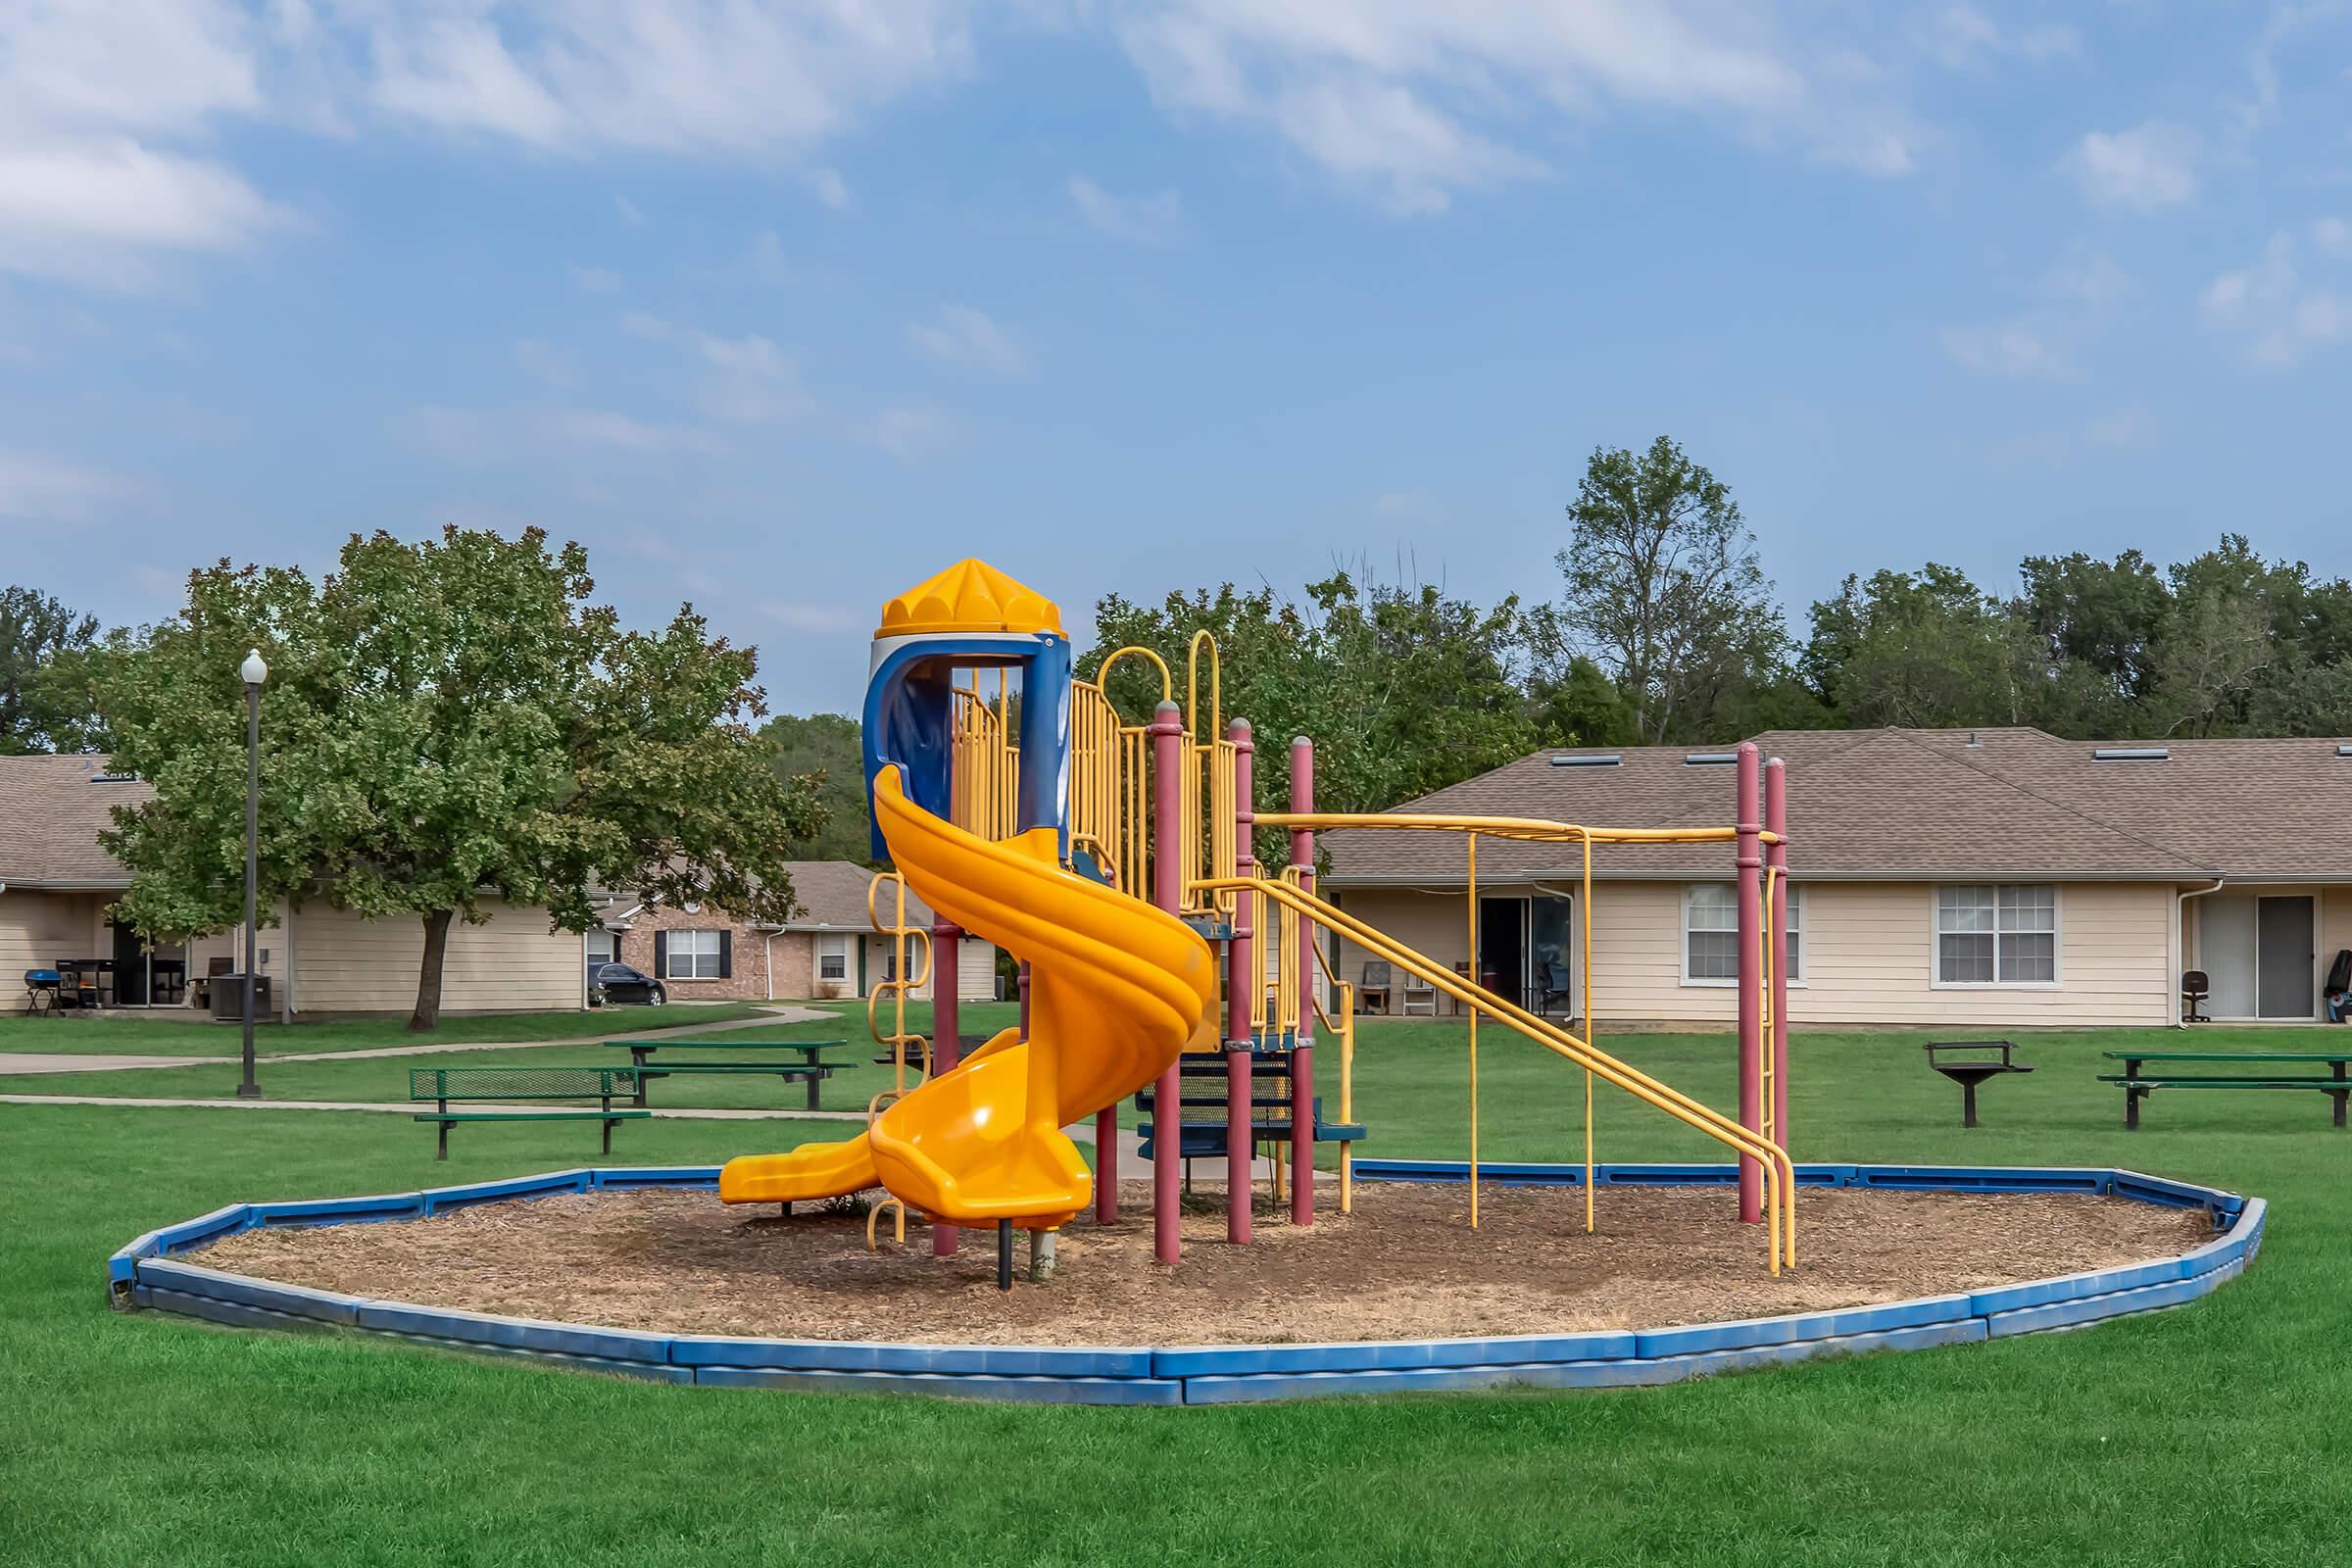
[{"xmin": 718, "ymin": 766, "xmax": 1216, "ymax": 1229}]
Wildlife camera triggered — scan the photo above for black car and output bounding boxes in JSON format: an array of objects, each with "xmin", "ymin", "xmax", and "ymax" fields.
[{"xmin": 592, "ymin": 962, "xmax": 667, "ymax": 1005}]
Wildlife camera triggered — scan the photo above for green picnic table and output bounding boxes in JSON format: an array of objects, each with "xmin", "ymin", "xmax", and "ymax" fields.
[
  {"xmin": 606, "ymin": 1038, "xmax": 853, "ymax": 1111},
  {"xmin": 2098, "ymin": 1050, "xmax": 2352, "ymax": 1129}
]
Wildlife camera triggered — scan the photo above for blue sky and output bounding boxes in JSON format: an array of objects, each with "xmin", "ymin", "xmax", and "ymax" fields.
[{"xmin": 3, "ymin": 3, "xmax": 2349, "ymax": 715}]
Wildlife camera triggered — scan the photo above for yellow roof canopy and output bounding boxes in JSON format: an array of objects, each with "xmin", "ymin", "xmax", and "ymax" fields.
[{"xmin": 876, "ymin": 558, "xmax": 1064, "ymax": 639}]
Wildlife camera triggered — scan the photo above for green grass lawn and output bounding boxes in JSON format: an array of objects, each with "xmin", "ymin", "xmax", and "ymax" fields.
[
  {"xmin": 0, "ymin": 1001, "xmax": 800, "ymax": 1057},
  {"xmin": 5, "ymin": 1022, "xmax": 2351, "ymax": 1564}
]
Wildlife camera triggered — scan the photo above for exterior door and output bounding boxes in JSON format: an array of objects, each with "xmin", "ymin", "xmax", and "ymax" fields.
[
  {"xmin": 111, "ymin": 920, "xmax": 147, "ymax": 1006},
  {"xmin": 1529, "ymin": 897, "xmax": 1574, "ymax": 1013},
  {"xmin": 2256, "ymin": 896, "xmax": 2316, "ymax": 1019}
]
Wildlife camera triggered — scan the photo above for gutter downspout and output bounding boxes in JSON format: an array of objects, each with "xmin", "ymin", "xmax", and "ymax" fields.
[
  {"xmin": 764, "ymin": 929, "xmax": 777, "ymax": 1002},
  {"xmin": 2176, "ymin": 878, "xmax": 2227, "ymax": 1029}
]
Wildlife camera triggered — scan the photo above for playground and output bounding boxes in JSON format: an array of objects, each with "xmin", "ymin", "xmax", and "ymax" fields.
[
  {"xmin": 190, "ymin": 1179, "xmax": 2206, "ymax": 1345},
  {"xmin": 89, "ymin": 559, "xmax": 2266, "ymax": 1406}
]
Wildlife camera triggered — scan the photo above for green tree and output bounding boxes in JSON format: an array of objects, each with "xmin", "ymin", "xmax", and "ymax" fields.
[
  {"xmin": 2014, "ymin": 549, "xmax": 2169, "ymax": 707},
  {"xmin": 98, "ymin": 527, "xmax": 826, "ymax": 1030},
  {"xmin": 1804, "ymin": 564, "xmax": 2034, "ymax": 729},
  {"xmin": 760, "ymin": 712, "xmax": 876, "ymax": 863},
  {"xmin": 1085, "ymin": 569, "xmax": 1538, "ymax": 817},
  {"xmin": 0, "ymin": 585, "xmax": 105, "ymax": 753},
  {"xmin": 1556, "ymin": 436, "xmax": 1785, "ymax": 743}
]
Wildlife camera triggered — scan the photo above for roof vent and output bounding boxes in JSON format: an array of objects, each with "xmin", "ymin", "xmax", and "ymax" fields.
[
  {"xmin": 1966, "ymin": 730, "xmax": 1983, "ymax": 748},
  {"xmin": 2337, "ymin": 745, "xmax": 2352, "ymax": 759},
  {"xmin": 1549, "ymin": 754, "xmax": 1622, "ymax": 768},
  {"xmin": 1683, "ymin": 752, "xmax": 1737, "ymax": 766},
  {"xmin": 2091, "ymin": 747, "xmax": 2170, "ymax": 762},
  {"xmin": 89, "ymin": 771, "xmax": 139, "ymax": 783}
]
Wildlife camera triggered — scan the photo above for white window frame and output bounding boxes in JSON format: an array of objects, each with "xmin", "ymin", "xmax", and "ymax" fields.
[
  {"xmin": 1931, "ymin": 884, "xmax": 2062, "ymax": 989},
  {"xmin": 1680, "ymin": 883, "xmax": 1805, "ymax": 988},
  {"xmin": 585, "ymin": 929, "xmax": 616, "ymax": 966},
  {"xmin": 817, "ymin": 933, "xmax": 848, "ymax": 982},
  {"xmin": 667, "ymin": 928, "xmax": 723, "ymax": 981}
]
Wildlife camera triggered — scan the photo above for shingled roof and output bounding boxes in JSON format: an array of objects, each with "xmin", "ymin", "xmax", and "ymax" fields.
[
  {"xmin": 0, "ymin": 755, "xmax": 149, "ymax": 887},
  {"xmin": 1321, "ymin": 726, "xmax": 2352, "ymax": 886}
]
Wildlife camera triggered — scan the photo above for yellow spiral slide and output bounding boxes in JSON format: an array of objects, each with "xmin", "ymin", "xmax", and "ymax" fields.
[{"xmin": 718, "ymin": 766, "xmax": 1217, "ymax": 1229}]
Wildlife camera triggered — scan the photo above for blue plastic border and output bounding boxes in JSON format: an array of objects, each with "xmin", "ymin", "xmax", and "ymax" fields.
[{"xmin": 111, "ymin": 1160, "xmax": 2265, "ymax": 1405}]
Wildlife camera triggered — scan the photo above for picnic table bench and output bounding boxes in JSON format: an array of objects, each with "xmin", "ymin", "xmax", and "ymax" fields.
[
  {"xmin": 2098, "ymin": 1051, "xmax": 2352, "ymax": 1130},
  {"xmin": 606, "ymin": 1038, "xmax": 851, "ymax": 1111},
  {"xmin": 409, "ymin": 1066, "xmax": 647, "ymax": 1159}
]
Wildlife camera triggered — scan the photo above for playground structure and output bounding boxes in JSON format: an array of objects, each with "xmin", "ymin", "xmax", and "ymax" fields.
[{"xmin": 716, "ymin": 559, "xmax": 1802, "ymax": 1279}]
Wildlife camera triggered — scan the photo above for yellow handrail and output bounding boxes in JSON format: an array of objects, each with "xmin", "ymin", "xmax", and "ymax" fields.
[
  {"xmin": 1199, "ymin": 874, "xmax": 1797, "ymax": 1274},
  {"xmin": 1305, "ymin": 976, "xmax": 1356, "ymax": 1214},
  {"xmin": 1254, "ymin": 810, "xmax": 1782, "ymax": 847}
]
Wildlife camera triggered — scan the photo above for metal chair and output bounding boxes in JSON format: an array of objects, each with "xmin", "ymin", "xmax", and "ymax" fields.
[{"xmin": 2180, "ymin": 969, "xmax": 2211, "ymax": 1024}]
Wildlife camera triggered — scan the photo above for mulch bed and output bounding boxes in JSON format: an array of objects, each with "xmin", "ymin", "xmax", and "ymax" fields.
[{"xmin": 196, "ymin": 1181, "xmax": 2213, "ymax": 1347}]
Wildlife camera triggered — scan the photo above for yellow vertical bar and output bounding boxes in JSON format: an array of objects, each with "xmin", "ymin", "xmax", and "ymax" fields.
[
  {"xmin": 1467, "ymin": 831, "xmax": 1479, "ymax": 1231},
  {"xmin": 1583, "ymin": 832, "xmax": 1594, "ymax": 1235},
  {"xmin": 1339, "ymin": 981, "xmax": 1355, "ymax": 1214}
]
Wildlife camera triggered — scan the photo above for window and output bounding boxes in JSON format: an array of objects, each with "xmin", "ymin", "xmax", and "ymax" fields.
[
  {"xmin": 818, "ymin": 934, "xmax": 848, "ymax": 982},
  {"xmin": 667, "ymin": 929, "xmax": 723, "ymax": 979},
  {"xmin": 1936, "ymin": 885, "xmax": 2056, "ymax": 985},
  {"xmin": 1682, "ymin": 885, "xmax": 1803, "ymax": 985},
  {"xmin": 586, "ymin": 930, "xmax": 615, "ymax": 967}
]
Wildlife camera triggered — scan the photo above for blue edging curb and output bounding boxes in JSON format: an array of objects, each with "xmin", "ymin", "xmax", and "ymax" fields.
[{"xmin": 109, "ymin": 1160, "xmax": 2264, "ymax": 1405}]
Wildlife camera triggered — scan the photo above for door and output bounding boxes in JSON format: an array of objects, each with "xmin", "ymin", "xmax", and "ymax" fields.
[
  {"xmin": 2257, "ymin": 896, "xmax": 2316, "ymax": 1019},
  {"xmin": 2199, "ymin": 894, "xmax": 2315, "ymax": 1019},
  {"xmin": 1529, "ymin": 897, "xmax": 1575, "ymax": 1014},
  {"xmin": 110, "ymin": 920, "xmax": 147, "ymax": 1007},
  {"xmin": 1478, "ymin": 898, "xmax": 1527, "ymax": 1009}
]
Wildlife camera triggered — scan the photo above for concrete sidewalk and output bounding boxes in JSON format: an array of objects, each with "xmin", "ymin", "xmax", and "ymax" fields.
[
  {"xmin": 0, "ymin": 1004, "xmax": 841, "ymax": 1077},
  {"xmin": 0, "ymin": 1095, "xmax": 1273, "ymax": 1176}
]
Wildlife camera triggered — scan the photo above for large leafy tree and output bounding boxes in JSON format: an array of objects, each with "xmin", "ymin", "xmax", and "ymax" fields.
[
  {"xmin": 0, "ymin": 585, "xmax": 105, "ymax": 754},
  {"xmin": 1556, "ymin": 436, "xmax": 1784, "ymax": 743},
  {"xmin": 99, "ymin": 527, "xmax": 826, "ymax": 1030},
  {"xmin": 1804, "ymin": 564, "xmax": 2036, "ymax": 728},
  {"xmin": 1085, "ymin": 569, "xmax": 1539, "ymax": 818},
  {"xmin": 760, "ymin": 712, "xmax": 876, "ymax": 864}
]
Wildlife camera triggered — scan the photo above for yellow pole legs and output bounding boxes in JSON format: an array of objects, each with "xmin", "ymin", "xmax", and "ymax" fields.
[{"xmin": 1466, "ymin": 832, "xmax": 1480, "ymax": 1230}]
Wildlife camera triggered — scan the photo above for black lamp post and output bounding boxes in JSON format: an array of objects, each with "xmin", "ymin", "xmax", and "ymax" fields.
[{"xmin": 236, "ymin": 647, "xmax": 267, "ymax": 1100}]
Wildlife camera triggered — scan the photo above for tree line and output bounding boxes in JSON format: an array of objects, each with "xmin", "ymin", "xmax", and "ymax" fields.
[{"xmin": 9, "ymin": 443, "xmax": 2350, "ymax": 968}]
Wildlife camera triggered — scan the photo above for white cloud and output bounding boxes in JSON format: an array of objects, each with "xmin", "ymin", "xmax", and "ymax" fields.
[
  {"xmin": 624, "ymin": 312, "xmax": 814, "ymax": 422},
  {"xmin": 1070, "ymin": 175, "xmax": 1182, "ymax": 244},
  {"xmin": 2044, "ymin": 252, "xmax": 2132, "ymax": 309},
  {"xmin": 0, "ymin": 139, "xmax": 290, "ymax": 286},
  {"xmin": 857, "ymin": 405, "xmax": 961, "ymax": 460},
  {"xmin": 570, "ymin": 264, "xmax": 623, "ymax": 293},
  {"xmin": 2067, "ymin": 122, "xmax": 2199, "ymax": 211},
  {"xmin": 513, "ymin": 338, "xmax": 574, "ymax": 389},
  {"xmin": 0, "ymin": 445, "xmax": 139, "ymax": 521},
  {"xmin": 2085, "ymin": 409, "xmax": 2154, "ymax": 448},
  {"xmin": 1921, "ymin": 6, "xmax": 2079, "ymax": 68},
  {"xmin": 810, "ymin": 169, "xmax": 852, "ymax": 210},
  {"xmin": 2315, "ymin": 218, "xmax": 2352, "ymax": 258},
  {"xmin": 2203, "ymin": 230, "xmax": 2352, "ymax": 368},
  {"xmin": 409, "ymin": 404, "xmax": 726, "ymax": 462},
  {"xmin": 1115, "ymin": 2, "xmax": 1918, "ymax": 212},
  {"xmin": 1938, "ymin": 322, "xmax": 2074, "ymax": 378},
  {"xmin": 906, "ymin": 304, "xmax": 1028, "ymax": 374},
  {"xmin": 613, "ymin": 192, "xmax": 644, "ymax": 226},
  {"xmin": 0, "ymin": 1, "xmax": 972, "ymax": 288},
  {"xmin": 358, "ymin": 2, "xmax": 972, "ymax": 157}
]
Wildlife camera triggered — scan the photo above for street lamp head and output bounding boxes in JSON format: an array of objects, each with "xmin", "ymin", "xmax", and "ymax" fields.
[{"xmin": 240, "ymin": 649, "xmax": 269, "ymax": 686}]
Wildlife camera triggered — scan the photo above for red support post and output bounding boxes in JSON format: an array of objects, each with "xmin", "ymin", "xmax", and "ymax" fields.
[
  {"xmin": 1226, "ymin": 718, "xmax": 1255, "ymax": 1246},
  {"xmin": 931, "ymin": 919, "xmax": 960, "ymax": 1256},
  {"xmin": 1735, "ymin": 741, "xmax": 1763, "ymax": 1224},
  {"xmin": 1149, "ymin": 701, "xmax": 1185, "ymax": 1265},
  {"xmin": 1765, "ymin": 757, "xmax": 1790, "ymax": 1161},
  {"xmin": 1289, "ymin": 735, "xmax": 1315, "ymax": 1227}
]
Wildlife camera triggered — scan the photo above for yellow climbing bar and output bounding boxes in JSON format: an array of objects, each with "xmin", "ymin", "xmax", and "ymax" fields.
[{"xmin": 1198, "ymin": 874, "xmax": 1797, "ymax": 1275}]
